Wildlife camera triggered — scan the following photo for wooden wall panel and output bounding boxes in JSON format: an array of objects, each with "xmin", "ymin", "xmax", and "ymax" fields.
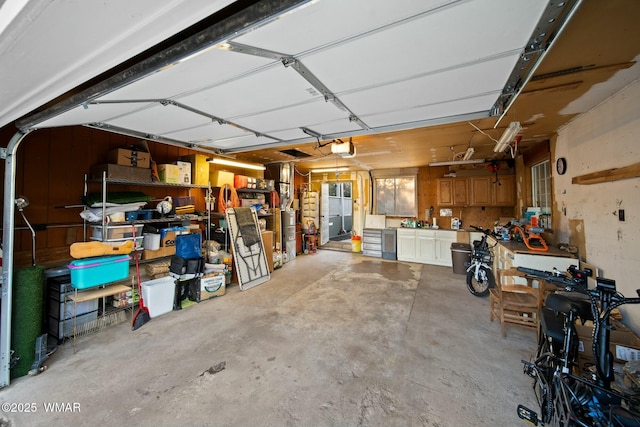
[
  {"xmin": 1, "ymin": 126, "xmax": 211, "ymax": 267},
  {"xmin": 16, "ymin": 129, "xmax": 50, "ymax": 251}
]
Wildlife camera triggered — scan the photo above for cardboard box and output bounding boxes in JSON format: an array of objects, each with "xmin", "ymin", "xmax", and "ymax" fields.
[
  {"xmin": 179, "ymin": 154, "xmax": 210, "ymax": 186},
  {"xmin": 108, "ymin": 148, "xmax": 150, "ymax": 169},
  {"xmin": 211, "ymin": 170, "xmax": 234, "ymax": 187},
  {"xmin": 174, "ymin": 161, "xmax": 191, "ymax": 185},
  {"xmin": 90, "ymin": 164, "xmax": 152, "ymax": 182},
  {"xmin": 161, "ymin": 231, "xmax": 178, "ymax": 247},
  {"xmin": 158, "ymin": 164, "xmax": 179, "ymax": 184},
  {"xmin": 159, "ymin": 228, "xmax": 195, "ymax": 247},
  {"xmin": 576, "ymin": 320, "xmax": 640, "ymax": 369},
  {"xmin": 261, "ymin": 231, "xmax": 274, "ymax": 273},
  {"xmin": 142, "ymin": 246, "xmax": 176, "ymax": 260},
  {"xmin": 200, "ymin": 274, "xmax": 226, "ymax": 300}
]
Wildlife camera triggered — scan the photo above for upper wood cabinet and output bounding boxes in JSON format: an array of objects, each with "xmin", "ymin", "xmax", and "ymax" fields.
[
  {"xmin": 494, "ymin": 175, "xmax": 516, "ymax": 206},
  {"xmin": 438, "ymin": 175, "xmax": 516, "ymax": 207},
  {"xmin": 437, "ymin": 178, "xmax": 468, "ymax": 206},
  {"xmin": 469, "ymin": 175, "xmax": 515, "ymax": 206},
  {"xmin": 469, "ymin": 176, "xmax": 492, "ymax": 206}
]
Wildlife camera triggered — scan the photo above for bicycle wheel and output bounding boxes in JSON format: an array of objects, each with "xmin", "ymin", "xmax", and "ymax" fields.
[
  {"xmin": 534, "ymin": 336, "xmax": 556, "ymax": 424},
  {"xmin": 466, "ymin": 266, "xmax": 494, "ymax": 297}
]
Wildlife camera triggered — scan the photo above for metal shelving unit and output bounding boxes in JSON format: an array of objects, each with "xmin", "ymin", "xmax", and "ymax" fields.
[
  {"xmin": 83, "ymin": 171, "xmax": 207, "ymax": 245},
  {"xmin": 66, "ymin": 280, "xmax": 132, "ymax": 350},
  {"xmin": 87, "ymin": 176, "xmax": 209, "ymax": 189}
]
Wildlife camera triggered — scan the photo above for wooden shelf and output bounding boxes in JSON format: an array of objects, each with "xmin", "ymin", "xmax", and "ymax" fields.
[
  {"xmin": 235, "ymin": 188, "xmax": 272, "ymax": 193},
  {"xmin": 69, "ymin": 283, "xmax": 131, "ymax": 303},
  {"xmin": 572, "ymin": 162, "xmax": 640, "ymax": 185}
]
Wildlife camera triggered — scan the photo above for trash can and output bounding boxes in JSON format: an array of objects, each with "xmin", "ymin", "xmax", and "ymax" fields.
[{"xmin": 450, "ymin": 242, "xmax": 472, "ymax": 275}]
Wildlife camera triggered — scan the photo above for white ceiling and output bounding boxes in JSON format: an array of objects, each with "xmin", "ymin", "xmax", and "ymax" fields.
[{"xmin": 1, "ymin": 0, "xmax": 558, "ymax": 158}]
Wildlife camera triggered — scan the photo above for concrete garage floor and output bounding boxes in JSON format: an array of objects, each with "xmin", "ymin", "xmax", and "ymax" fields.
[{"xmin": 2, "ymin": 250, "xmax": 538, "ymax": 427}]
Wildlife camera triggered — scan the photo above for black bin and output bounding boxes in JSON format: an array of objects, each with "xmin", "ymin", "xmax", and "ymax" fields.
[{"xmin": 451, "ymin": 243, "xmax": 472, "ymax": 275}]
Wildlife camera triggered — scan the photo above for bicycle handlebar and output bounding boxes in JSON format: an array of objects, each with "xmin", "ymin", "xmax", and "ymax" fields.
[
  {"xmin": 470, "ymin": 225, "xmax": 498, "ymax": 236},
  {"xmin": 518, "ymin": 266, "xmax": 640, "ymax": 306},
  {"xmin": 517, "ymin": 265, "xmax": 588, "ymax": 290}
]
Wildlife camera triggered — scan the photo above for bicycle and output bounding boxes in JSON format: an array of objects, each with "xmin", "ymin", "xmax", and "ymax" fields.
[
  {"xmin": 516, "ymin": 265, "xmax": 640, "ymax": 426},
  {"xmin": 465, "ymin": 225, "xmax": 498, "ymax": 297}
]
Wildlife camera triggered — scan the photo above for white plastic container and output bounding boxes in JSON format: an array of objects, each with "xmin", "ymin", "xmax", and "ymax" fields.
[
  {"xmin": 90, "ymin": 224, "xmax": 143, "ymax": 240},
  {"xmin": 141, "ymin": 277, "xmax": 175, "ymax": 318},
  {"xmin": 143, "ymin": 233, "xmax": 161, "ymax": 250}
]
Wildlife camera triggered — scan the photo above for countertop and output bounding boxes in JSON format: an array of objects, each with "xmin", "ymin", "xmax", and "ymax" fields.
[
  {"xmin": 490, "ymin": 237, "xmax": 577, "ymax": 258},
  {"xmin": 396, "ymin": 227, "xmax": 468, "ymax": 232}
]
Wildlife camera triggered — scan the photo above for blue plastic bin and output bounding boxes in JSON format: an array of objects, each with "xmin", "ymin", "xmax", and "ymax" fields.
[{"xmin": 68, "ymin": 255, "xmax": 131, "ymax": 289}]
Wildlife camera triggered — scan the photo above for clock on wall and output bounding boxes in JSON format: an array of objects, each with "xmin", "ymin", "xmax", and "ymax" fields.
[{"xmin": 556, "ymin": 157, "xmax": 567, "ymax": 175}]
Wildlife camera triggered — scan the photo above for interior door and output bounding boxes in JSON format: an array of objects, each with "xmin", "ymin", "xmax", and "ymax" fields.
[{"xmin": 320, "ymin": 182, "xmax": 329, "ymax": 245}]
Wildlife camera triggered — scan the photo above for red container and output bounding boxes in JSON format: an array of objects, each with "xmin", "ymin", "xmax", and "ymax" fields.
[{"xmin": 234, "ymin": 175, "xmax": 248, "ymax": 189}]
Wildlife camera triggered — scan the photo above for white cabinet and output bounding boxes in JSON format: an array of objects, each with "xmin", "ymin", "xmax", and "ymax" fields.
[
  {"xmin": 435, "ymin": 231, "xmax": 456, "ymax": 266},
  {"xmin": 397, "ymin": 229, "xmax": 417, "ymax": 262},
  {"xmin": 416, "ymin": 232, "xmax": 436, "ymax": 261},
  {"xmin": 397, "ymin": 229, "xmax": 456, "ymax": 267}
]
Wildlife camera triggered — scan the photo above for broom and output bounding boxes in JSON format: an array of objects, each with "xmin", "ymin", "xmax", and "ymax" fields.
[{"xmin": 131, "ymin": 224, "xmax": 151, "ymax": 330}]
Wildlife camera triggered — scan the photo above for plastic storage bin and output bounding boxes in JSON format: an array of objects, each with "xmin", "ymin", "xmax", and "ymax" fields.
[
  {"xmin": 68, "ymin": 255, "xmax": 131, "ymax": 289},
  {"xmin": 141, "ymin": 277, "xmax": 176, "ymax": 318},
  {"xmin": 90, "ymin": 224, "xmax": 143, "ymax": 240}
]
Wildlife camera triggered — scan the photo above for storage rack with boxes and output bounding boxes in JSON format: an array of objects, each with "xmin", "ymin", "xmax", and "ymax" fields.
[
  {"xmin": 209, "ymin": 171, "xmax": 281, "ymax": 273},
  {"xmin": 71, "ymin": 159, "xmax": 209, "ymax": 338},
  {"xmin": 84, "ymin": 169, "xmax": 208, "ymax": 259},
  {"xmin": 301, "ymin": 191, "xmax": 319, "ymax": 233},
  {"xmin": 210, "ymin": 193, "xmax": 280, "ymax": 275}
]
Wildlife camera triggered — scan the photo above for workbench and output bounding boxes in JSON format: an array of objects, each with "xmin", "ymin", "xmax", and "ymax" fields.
[{"xmin": 488, "ymin": 236, "xmax": 578, "ymax": 276}]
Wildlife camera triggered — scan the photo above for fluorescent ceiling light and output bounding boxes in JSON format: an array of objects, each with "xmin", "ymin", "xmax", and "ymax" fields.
[
  {"xmin": 429, "ymin": 159, "xmax": 485, "ymax": 167},
  {"xmin": 207, "ymin": 157, "xmax": 266, "ymax": 171},
  {"xmin": 462, "ymin": 147, "xmax": 475, "ymax": 161},
  {"xmin": 311, "ymin": 167, "xmax": 349, "ymax": 173},
  {"xmin": 494, "ymin": 122, "xmax": 522, "ymax": 153}
]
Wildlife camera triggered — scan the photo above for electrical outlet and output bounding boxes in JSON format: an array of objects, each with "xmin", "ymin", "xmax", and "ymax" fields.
[{"xmin": 619, "ymin": 209, "xmax": 625, "ymax": 222}]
